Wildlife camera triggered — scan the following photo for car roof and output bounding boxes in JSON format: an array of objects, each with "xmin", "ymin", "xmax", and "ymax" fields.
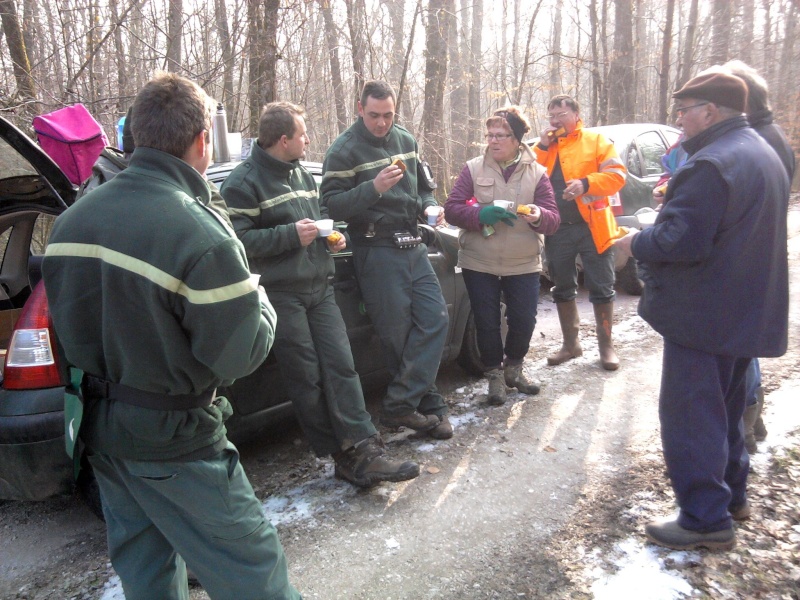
[
  {"xmin": 525, "ymin": 122, "xmax": 681, "ymax": 150},
  {"xmin": 0, "ymin": 116, "xmax": 76, "ymax": 215},
  {"xmin": 207, "ymin": 159, "xmax": 323, "ymax": 186}
]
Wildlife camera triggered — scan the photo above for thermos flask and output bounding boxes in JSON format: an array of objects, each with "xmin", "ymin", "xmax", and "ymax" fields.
[{"xmin": 212, "ymin": 103, "xmax": 231, "ymax": 163}]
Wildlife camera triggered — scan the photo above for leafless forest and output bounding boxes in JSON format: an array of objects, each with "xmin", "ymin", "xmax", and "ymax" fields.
[{"xmin": 1, "ymin": 0, "xmax": 798, "ymax": 197}]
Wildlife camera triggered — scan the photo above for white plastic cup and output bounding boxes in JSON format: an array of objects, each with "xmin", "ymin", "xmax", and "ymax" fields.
[
  {"xmin": 249, "ymin": 273, "xmax": 261, "ymax": 288},
  {"xmin": 493, "ymin": 200, "xmax": 513, "ymax": 210},
  {"xmin": 426, "ymin": 206, "xmax": 443, "ymax": 225},
  {"xmin": 315, "ymin": 219, "xmax": 334, "ymax": 237}
]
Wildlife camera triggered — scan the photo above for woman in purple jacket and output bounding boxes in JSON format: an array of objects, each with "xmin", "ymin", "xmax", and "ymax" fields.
[{"xmin": 445, "ymin": 107, "xmax": 560, "ymax": 406}]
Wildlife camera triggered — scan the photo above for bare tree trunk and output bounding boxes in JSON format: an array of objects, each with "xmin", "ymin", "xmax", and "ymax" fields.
[
  {"xmin": 468, "ymin": 0, "xmax": 483, "ymax": 149},
  {"xmin": 319, "ymin": 0, "xmax": 348, "ymax": 133},
  {"xmin": 737, "ymin": 0, "xmax": 755, "ymax": 64},
  {"xmin": 762, "ymin": 0, "xmax": 774, "ymax": 83},
  {"xmin": 421, "ymin": 0, "xmax": 452, "ymax": 199},
  {"xmin": 346, "ymin": 0, "xmax": 368, "ymax": 112},
  {"xmin": 247, "ymin": 0, "xmax": 279, "ymax": 135},
  {"xmin": 658, "ymin": 0, "xmax": 676, "ymax": 124},
  {"xmin": 0, "ymin": 0, "xmax": 37, "ymax": 108},
  {"xmin": 108, "ymin": 0, "xmax": 128, "ymax": 113},
  {"xmin": 607, "ymin": 0, "xmax": 635, "ymax": 123},
  {"xmin": 515, "ymin": 0, "xmax": 544, "ymax": 106},
  {"xmin": 500, "ymin": 0, "xmax": 508, "ymax": 102},
  {"xmin": 166, "ymin": 0, "xmax": 182, "ymax": 72},
  {"xmin": 397, "ymin": 0, "xmax": 422, "ymax": 131},
  {"xmin": 214, "ymin": 0, "xmax": 234, "ymax": 117},
  {"xmin": 709, "ymin": 0, "xmax": 731, "ymax": 65},
  {"xmin": 777, "ymin": 0, "xmax": 797, "ymax": 110},
  {"xmin": 550, "ymin": 0, "xmax": 562, "ymax": 93},
  {"xmin": 448, "ymin": 3, "xmax": 468, "ymax": 170},
  {"xmin": 599, "ymin": 0, "xmax": 610, "ymax": 124},
  {"xmin": 589, "ymin": 0, "xmax": 602, "ymax": 123},
  {"xmin": 677, "ymin": 0, "xmax": 699, "ymax": 88}
]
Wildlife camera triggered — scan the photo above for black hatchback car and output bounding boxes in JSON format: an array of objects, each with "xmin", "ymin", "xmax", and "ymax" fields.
[{"xmin": 0, "ymin": 117, "xmax": 481, "ymax": 507}]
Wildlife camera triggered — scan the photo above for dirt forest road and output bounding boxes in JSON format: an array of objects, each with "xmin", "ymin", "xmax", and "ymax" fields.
[{"xmin": 1, "ymin": 200, "xmax": 799, "ymax": 600}]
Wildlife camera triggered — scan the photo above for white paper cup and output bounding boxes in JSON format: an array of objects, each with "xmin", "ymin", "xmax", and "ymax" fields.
[
  {"xmin": 426, "ymin": 206, "xmax": 443, "ymax": 225},
  {"xmin": 249, "ymin": 273, "xmax": 261, "ymax": 288},
  {"xmin": 315, "ymin": 219, "xmax": 334, "ymax": 237},
  {"xmin": 493, "ymin": 200, "xmax": 513, "ymax": 210}
]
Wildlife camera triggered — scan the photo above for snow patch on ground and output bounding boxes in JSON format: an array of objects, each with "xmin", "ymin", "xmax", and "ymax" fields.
[
  {"xmin": 587, "ymin": 538, "xmax": 697, "ymax": 599},
  {"xmin": 99, "ymin": 574, "xmax": 124, "ymax": 600}
]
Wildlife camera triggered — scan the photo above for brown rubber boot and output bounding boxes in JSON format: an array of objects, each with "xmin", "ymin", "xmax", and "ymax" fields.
[
  {"xmin": 334, "ymin": 436, "xmax": 420, "ymax": 488},
  {"xmin": 743, "ymin": 402, "xmax": 759, "ymax": 454},
  {"xmin": 504, "ymin": 361, "xmax": 540, "ymax": 395},
  {"xmin": 486, "ymin": 368, "xmax": 506, "ymax": 406},
  {"xmin": 594, "ymin": 302, "xmax": 619, "ymax": 371},
  {"xmin": 547, "ymin": 300, "xmax": 583, "ymax": 366}
]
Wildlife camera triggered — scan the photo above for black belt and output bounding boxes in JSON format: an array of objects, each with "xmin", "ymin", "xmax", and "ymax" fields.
[{"xmin": 84, "ymin": 375, "xmax": 216, "ymax": 410}]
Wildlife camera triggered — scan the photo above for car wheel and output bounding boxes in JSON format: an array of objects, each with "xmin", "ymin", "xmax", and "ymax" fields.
[
  {"xmin": 456, "ymin": 310, "xmax": 484, "ymax": 377},
  {"xmin": 456, "ymin": 304, "xmax": 508, "ymax": 377},
  {"xmin": 617, "ymin": 257, "xmax": 643, "ymax": 296},
  {"xmin": 76, "ymin": 460, "xmax": 105, "ymax": 521}
]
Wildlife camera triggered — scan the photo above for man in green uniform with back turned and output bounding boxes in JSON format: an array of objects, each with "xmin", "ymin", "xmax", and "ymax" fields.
[
  {"xmin": 221, "ymin": 101, "xmax": 419, "ymax": 487},
  {"xmin": 42, "ymin": 73, "xmax": 300, "ymax": 600}
]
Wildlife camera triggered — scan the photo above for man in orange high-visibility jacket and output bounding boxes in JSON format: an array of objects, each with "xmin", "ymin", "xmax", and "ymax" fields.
[{"xmin": 533, "ymin": 94, "xmax": 627, "ymax": 371}]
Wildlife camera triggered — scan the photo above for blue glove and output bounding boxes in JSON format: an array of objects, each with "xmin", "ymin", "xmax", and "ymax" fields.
[{"xmin": 479, "ymin": 206, "xmax": 518, "ymax": 226}]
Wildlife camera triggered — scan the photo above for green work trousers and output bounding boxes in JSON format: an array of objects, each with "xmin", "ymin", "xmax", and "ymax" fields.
[
  {"xmin": 353, "ymin": 243, "xmax": 449, "ymax": 418},
  {"xmin": 89, "ymin": 442, "xmax": 301, "ymax": 600},
  {"xmin": 270, "ymin": 285, "xmax": 377, "ymax": 456}
]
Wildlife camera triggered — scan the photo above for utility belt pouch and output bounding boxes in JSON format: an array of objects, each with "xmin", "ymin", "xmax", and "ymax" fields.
[
  {"xmin": 64, "ymin": 367, "xmax": 85, "ymax": 479},
  {"xmin": 418, "ymin": 160, "xmax": 437, "ymax": 191},
  {"xmin": 392, "ymin": 231, "xmax": 422, "ymax": 249}
]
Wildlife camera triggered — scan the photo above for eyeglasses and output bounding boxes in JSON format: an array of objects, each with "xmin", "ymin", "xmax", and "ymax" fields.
[
  {"xmin": 547, "ymin": 111, "xmax": 571, "ymax": 120},
  {"xmin": 675, "ymin": 102, "xmax": 709, "ymax": 117},
  {"xmin": 485, "ymin": 133, "xmax": 514, "ymax": 141}
]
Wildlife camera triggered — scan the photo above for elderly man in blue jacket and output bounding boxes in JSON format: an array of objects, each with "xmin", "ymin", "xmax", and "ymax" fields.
[{"xmin": 615, "ymin": 72, "xmax": 789, "ymax": 551}]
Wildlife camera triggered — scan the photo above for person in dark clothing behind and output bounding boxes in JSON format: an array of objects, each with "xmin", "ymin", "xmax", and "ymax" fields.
[
  {"xmin": 42, "ymin": 73, "xmax": 301, "ymax": 600},
  {"xmin": 445, "ymin": 106, "xmax": 560, "ymax": 406},
  {"xmin": 220, "ymin": 101, "xmax": 420, "ymax": 488},
  {"xmin": 723, "ymin": 59, "xmax": 796, "ymax": 454},
  {"xmin": 320, "ymin": 80, "xmax": 453, "ymax": 440},
  {"xmin": 615, "ymin": 72, "xmax": 789, "ymax": 551}
]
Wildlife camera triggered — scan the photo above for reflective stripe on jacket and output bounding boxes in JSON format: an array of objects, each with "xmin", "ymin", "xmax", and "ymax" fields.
[{"xmin": 533, "ymin": 122, "xmax": 627, "ymax": 253}]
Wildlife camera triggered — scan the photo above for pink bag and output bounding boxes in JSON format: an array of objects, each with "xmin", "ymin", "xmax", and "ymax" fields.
[{"xmin": 33, "ymin": 104, "xmax": 109, "ymax": 185}]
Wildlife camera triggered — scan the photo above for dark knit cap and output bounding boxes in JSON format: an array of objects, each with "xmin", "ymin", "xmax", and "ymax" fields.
[
  {"xmin": 122, "ymin": 107, "xmax": 135, "ymax": 154},
  {"xmin": 672, "ymin": 72, "xmax": 748, "ymax": 113}
]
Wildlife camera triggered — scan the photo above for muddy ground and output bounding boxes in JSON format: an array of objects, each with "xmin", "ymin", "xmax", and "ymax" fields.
[{"xmin": 1, "ymin": 203, "xmax": 798, "ymax": 600}]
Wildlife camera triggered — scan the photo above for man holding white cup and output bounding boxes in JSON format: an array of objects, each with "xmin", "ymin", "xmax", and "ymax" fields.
[{"xmin": 221, "ymin": 101, "xmax": 420, "ymax": 488}]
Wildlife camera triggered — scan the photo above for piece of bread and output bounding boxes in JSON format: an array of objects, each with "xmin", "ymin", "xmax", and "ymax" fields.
[
  {"xmin": 327, "ymin": 231, "xmax": 344, "ymax": 244},
  {"xmin": 516, "ymin": 205, "xmax": 532, "ymax": 215},
  {"xmin": 547, "ymin": 127, "xmax": 566, "ymax": 139},
  {"xmin": 391, "ymin": 158, "xmax": 407, "ymax": 172}
]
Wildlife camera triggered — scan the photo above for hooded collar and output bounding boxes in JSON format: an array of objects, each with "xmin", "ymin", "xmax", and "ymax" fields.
[{"xmin": 127, "ymin": 147, "xmax": 211, "ymax": 205}]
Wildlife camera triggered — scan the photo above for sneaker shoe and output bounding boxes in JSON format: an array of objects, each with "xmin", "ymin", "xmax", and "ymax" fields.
[
  {"xmin": 645, "ymin": 519, "xmax": 735, "ymax": 551},
  {"xmin": 334, "ymin": 436, "xmax": 419, "ymax": 488},
  {"xmin": 427, "ymin": 414, "xmax": 453, "ymax": 440},
  {"xmin": 381, "ymin": 411, "xmax": 439, "ymax": 432},
  {"xmin": 729, "ymin": 500, "xmax": 751, "ymax": 521}
]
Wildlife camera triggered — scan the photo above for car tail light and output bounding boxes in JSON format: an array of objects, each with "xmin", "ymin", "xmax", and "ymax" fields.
[
  {"xmin": 3, "ymin": 280, "xmax": 64, "ymax": 389},
  {"xmin": 608, "ymin": 192, "xmax": 623, "ymax": 216}
]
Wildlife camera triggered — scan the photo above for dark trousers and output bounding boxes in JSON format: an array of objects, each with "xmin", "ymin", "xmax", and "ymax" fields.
[
  {"xmin": 353, "ymin": 244, "xmax": 448, "ymax": 417},
  {"xmin": 546, "ymin": 222, "xmax": 615, "ymax": 304},
  {"xmin": 270, "ymin": 285, "xmax": 377, "ymax": 456},
  {"xmin": 659, "ymin": 339, "xmax": 751, "ymax": 532},
  {"xmin": 462, "ymin": 269, "xmax": 540, "ymax": 369}
]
